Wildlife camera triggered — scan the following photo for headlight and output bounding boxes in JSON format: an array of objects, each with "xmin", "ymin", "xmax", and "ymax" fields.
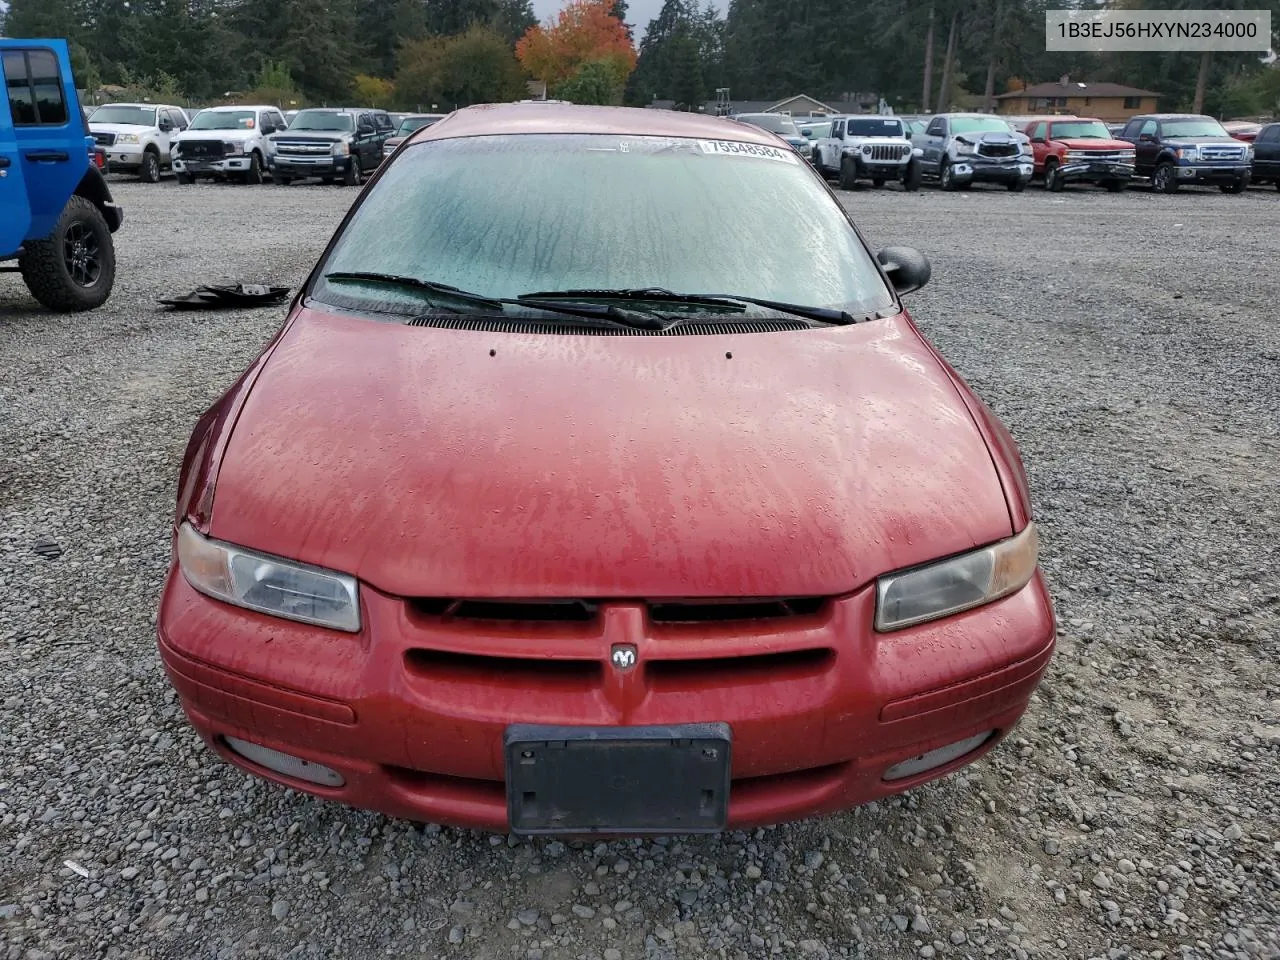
[
  {"xmin": 954, "ymin": 141, "xmax": 974, "ymax": 156},
  {"xmin": 1245, "ymin": 146, "xmax": 1254, "ymax": 160},
  {"xmin": 222, "ymin": 141, "xmax": 244, "ymax": 155},
  {"xmin": 116, "ymin": 133, "xmax": 140, "ymax": 144},
  {"xmin": 332, "ymin": 141, "xmax": 350, "ymax": 156},
  {"xmin": 1177, "ymin": 146, "xmax": 1197, "ymax": 160},
  {"xmin": 874, "ymin": 523, "xmax": 1039, "ymax": 632},
  {"xmin": 1119, "ymin": 150, "xmax": 1136, "ymax": 160},
  {"xmin": 1064, "ymin": 151, "xmax": 1090, "ymax": 162},
  {"xmin": 176, "ymin": 523, "xmax": 361, "ymax": 632}
]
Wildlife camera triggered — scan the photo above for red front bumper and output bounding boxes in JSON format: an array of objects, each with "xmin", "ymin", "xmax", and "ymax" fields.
[{"xmin": 156, "ymin": 568, "xmax": 1055, "ymax": 830}]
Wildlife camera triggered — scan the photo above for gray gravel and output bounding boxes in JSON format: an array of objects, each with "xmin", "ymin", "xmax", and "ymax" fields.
[{"xmin": 2, "ymin": 177, "xmax": 1278, "ymax": 960}]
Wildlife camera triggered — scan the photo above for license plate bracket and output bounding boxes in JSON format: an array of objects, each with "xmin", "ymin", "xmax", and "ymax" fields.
[{"xmin": 505, "ymin": 723, "xmax": 731, "ymax": 835}]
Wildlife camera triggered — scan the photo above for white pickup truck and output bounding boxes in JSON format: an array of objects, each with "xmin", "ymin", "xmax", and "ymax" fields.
[
  {"xmin": 813, "ymin": 115, "xmax": 922, "ymax": 191},
  {"xmin": 87, "ymin": 102, "xmax": 190, "ymax": 182}
]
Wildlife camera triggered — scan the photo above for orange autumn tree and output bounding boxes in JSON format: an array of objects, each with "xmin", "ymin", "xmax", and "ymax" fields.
[{"xmin": 515, "ymin": 0, "xmax": 637, "ymax": 104}]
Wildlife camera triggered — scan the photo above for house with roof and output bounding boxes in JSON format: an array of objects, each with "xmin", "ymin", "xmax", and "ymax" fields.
[{"xmin": 994, "ymin": 78, "xmax": 1160, "ymax": 122}]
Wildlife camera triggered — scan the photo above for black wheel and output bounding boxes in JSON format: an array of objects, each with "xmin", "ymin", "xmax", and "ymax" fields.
[
  {"xmin": 939, "ymin": 159, "xmax": 958, "ymax": 191},
  {"xmin": 242, "ymin": 152, "xmax": 263, "ymax": 185},
  {"xmin": 274, "ymin": 174, "xmax": 292, "ymax": 186},
  {"xmin": 1153, "ymin": 161, "xmax": 1178, "ymax": 193},
  {"xmin": 1044, "ymin": 161, "xmax": 1064, "ymax": 192},
  {"xmin": 1105, "ymin": 179, "xmax": 1127, "ymax": 193},
  {"xmin": 872, "ymin": 177, "xmax": 885, "ymax": 188},
  {"xmin": 1219, "ymin": 177, "xmax": 1248, "ymax": 194},
  {"xmin": 343, "ymin": 157, "xmax": 361, "ymax": 186},
  {"xmin": 902, "ymin": 159, "xmax": 921, "ymax": 192},
  {"xmin": 176, "ymin": 172, "xmax": 195, "ymax": 185},
  {"xmin": 1007, "ymin": 178, "xmax": 1026, "ymax": 193},
  {"xmin": 18, "ymin": 195, "xmax": 115, "ymax": 311},
  {"xmin": 838, "ymin": 156, "xmax": 857, "ymax": 190},
  {"xmin": 140, "ymin": 149, "xmax": 161, "ymax": 183}
]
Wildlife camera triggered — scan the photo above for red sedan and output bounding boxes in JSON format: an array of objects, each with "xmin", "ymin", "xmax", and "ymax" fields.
[{"xmin": 158, "ymin": 103, "xmax": 1055, "ymax": 835}]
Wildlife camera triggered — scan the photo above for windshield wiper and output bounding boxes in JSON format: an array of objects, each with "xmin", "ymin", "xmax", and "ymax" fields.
[
  {"xmin": 519, "ymin": 288, "xmax": 861, "ymax": 326},
  {"xmin": 323, "ymin": 272, "xmax": 664, "ymax": 331}
]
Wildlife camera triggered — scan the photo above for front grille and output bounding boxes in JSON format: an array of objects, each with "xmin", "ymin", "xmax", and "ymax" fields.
[
  {"xmin": 405, "ymin": 315, "xmax": 811, "ymax": 336},
  {"xmin": 405, "ymin": 648, "xmax": 603, "ymax": 687},
  {"xmin": 92, "ymin": 132, "xmax": 116, "ymax": 147},
  {"xmin": 1072, "ymin": 150, "xmax": 1130, "ymax": 162},
  {"xmin": 978, "ymin": 142, "xmax": 1018, "ymax": 158},
  {"xmin": 645, "ymin": 648, "xmax": 834, "ymax": 687},
  {"xmin": 276, "ymin": 141, "xmax": 336, "ymax": 156},
  {"xmin": 864, "ymin": 143, "xmax": 908, "ymax": 162},
  {"xmin": 410, "ymin": 597, "xmax": 826, "ymax": 624},
  {"xmin": 1199, "ymin": 145, "xmax": 1245, "ymax": 161},
  {"xmin": 179, "ymin": 140, "xmax": 226, "ymax": 159}
]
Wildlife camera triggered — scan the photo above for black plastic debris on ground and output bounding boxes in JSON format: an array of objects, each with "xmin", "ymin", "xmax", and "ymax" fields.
[
  {"xmin": 32, "ymin": 539, "xmax": 63, "ymax": 560},
  {"xmin": 158, "ymin": 283, "xmax": 291, "ymax": 311}
]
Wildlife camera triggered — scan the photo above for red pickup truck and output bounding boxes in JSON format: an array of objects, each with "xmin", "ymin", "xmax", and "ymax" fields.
[{"xmin": 1021, "ymin": 116, "xmax": 1136, "ymax": 192}]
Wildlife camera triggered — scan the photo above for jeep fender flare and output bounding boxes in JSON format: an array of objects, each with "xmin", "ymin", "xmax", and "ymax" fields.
[{"xmin": 74, "ymin": 166, "xmax": 124, "ymax": 233}]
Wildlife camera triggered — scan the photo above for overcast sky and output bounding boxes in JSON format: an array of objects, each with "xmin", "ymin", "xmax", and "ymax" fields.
[{"xmin": 531, "ymin": 0, "xmax": 716, "ymax": 39}]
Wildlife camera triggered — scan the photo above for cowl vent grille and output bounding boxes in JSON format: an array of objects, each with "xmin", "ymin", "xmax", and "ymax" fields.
[{"xmin": 405, "ymin": 315, "xmax": 811, "ymax": 336}]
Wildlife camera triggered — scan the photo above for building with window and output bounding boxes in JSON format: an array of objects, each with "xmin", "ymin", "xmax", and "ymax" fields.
[{"xmin": 993, "ymin": 79, "xmax": 1160, "ymax": 122}]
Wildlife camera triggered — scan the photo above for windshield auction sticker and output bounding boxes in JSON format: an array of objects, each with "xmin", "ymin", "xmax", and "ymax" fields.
[
  {"xmin": 697, "ymin": 140, "xmax": 800, "ymax": 163},
  {"xmin": 1046, "ymin": 9, "xmax": 1270, "ymax": 51}
]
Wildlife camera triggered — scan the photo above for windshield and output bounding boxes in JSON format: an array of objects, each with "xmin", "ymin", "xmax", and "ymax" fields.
[
  {"xmin": 1161, "ymin": 118, "xmax": 1229, "ymax": 137},
  {"xmin": 1049, "ymin": 121, "xmax": 1112, "ymax": 139},
  {"xmin": 397, "ymin": 116, "xmax": 442, "ymax": 136},
  {"xmin": 89, "ymin": 105, "xmax": 157, "ymax": 126},
  {"xmin": 799, "ymin": 121, "xmax": 831, "ymax": 139},
  {"xmin": 950, "ymin": 116, "xmax": 1011, "ymax": 135},
  {"xmin": 290, "ymin": 110, "xmax": 356, "ymax": 132},
  {"xmin": 844, "ymin": 117, "xmax": 904, "ymax": 137},
  {"xmin": 189, "ymin": 109, "xmax": 256, "ymax": 130},
  {"xmin": 738, "ymin": 114, "xmax": 800, "ymax": 137},
  {"xmin": 314, "ymin": 134, "xmax": 893, "ymax": 316}
]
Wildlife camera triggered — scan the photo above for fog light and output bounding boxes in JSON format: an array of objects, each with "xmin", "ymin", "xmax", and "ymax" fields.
[
  {"xmin": 223, "ymin": 736, "xmax": 345, "ymax": 787},
  {"xmin": 883, "ymin": 731, "xmax": 993, "ymax": 781}
]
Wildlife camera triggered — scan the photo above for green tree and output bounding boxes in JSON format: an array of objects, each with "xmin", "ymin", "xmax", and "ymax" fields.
[
  {"xmin": 555, "ymin": 57, "xmax": 626, "ymax": 103},
  {"xmin": 395, "ymin": 25, "xmax": 527, "ymax": 111}
]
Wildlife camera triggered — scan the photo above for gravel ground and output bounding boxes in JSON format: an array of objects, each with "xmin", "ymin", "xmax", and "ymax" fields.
[{"xmin": 1, "ymin": 175, "xmax": 1277, "ymax": 960}]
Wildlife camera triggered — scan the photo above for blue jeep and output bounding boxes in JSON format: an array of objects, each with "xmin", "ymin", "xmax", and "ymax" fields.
[{"xmin": 1, "ymin": 38, "xmax": 123, "ymax": 310}]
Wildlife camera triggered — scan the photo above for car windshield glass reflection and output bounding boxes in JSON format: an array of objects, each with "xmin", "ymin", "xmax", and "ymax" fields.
[{"xmin": 315, "ymin": 134, "xmax": 894, "ymax": 317}]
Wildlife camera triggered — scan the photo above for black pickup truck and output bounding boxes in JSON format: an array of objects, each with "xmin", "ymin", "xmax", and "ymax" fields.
[{"xmin": 267, "ymin": 108, "xmax": 393, "ymax": 186}]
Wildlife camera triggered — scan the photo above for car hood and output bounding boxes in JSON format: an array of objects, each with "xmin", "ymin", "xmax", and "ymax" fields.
[
  {"xmin": 209, "ymin": 308, "xmax": 1013, "ymax": 599},
  {"xmin": 89, "ymin": 122, "xmax": 157, "ymax": 135},
  {"xmin": 270, "ymin": 131, "xmax": 348, "ymax": 143},
  {"xmin": 175, "ymin": 128, "xmax": 257, "ymax": 141},
  {"xmin": 955, "ymin": 130, "xmax": 1023, "ymax": 146},
  {"xmin": 1056, "ymin": 137, "xmax": 1133, "ymax": 150}
]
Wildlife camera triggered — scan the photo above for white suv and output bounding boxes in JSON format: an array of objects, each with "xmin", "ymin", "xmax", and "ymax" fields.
[
  {"xmin": 171, "ymin": 105, "xmax": 287, "ymax": 185},
  {"xmin": 88, "ymin": 103, "xmax": 190, "ymax": 182}
]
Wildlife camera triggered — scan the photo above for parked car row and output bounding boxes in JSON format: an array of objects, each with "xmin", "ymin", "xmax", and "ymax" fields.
[
  {"xmin": 778, "ymin": 109, "xmax": 1277, "ymax": 195},
  {"xmin": 85, "ymin": 103, "xmax": 444, "ymax": 187}
]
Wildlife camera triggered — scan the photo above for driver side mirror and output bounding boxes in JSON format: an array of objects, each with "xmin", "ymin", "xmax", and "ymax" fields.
[
  {"xmin": 358, "ymin": 122, "xmax": 374, "ymax": 135},
  {"xmin": 1030, "ymin": 136, "xmax": 1046, "ymax": 144},
  {"xmin": 877, "ymin": 246, "xmax": 931, "ymax": 296},
  {"xmin": 1139, "ymin": 133, "xmax": 1156, "ymax": 142},
  {"xmin": 159, "ymin": 120, "xmax": 173, "ymax": 132}
]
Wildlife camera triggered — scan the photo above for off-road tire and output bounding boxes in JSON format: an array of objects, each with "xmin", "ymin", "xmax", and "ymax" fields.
[
  {"xmin": 18, "ymin": 195, "xmax": 115, "ymax": 312},
  {"xmin": 176, "ymin": 172, "xmax": 195, "ymax": 185},
  {"xmin": 838, "ymin": 156, "xmax": 857, "ymax": 190},
  {"xmin": 140, "ymin": 149, "xmax": 161, "ymax": 183},
  {"xmin": 1153, "ymin": 161, "xmax": 1178, "ymax": 193},
  {"xmin": 343, "ymin": 158, "xmax": 361, "ymax": 187},
  {"xmin": 1044, "ymin": 160, "xmax": 1064, "ymax": 192},
  {"xmin": 939, "ymin": 159, "xmax": 958, "ymax": 191},
  {"xmin": 902, "ymin": 159, "xmax": 922, "ymax": 192},
  {"xmin": 242, "ymin": 152, "xmax": 263, "ymax": 185}
]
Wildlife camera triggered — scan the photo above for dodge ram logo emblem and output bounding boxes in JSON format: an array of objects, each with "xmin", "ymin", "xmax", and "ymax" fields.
[{"xmin": 610, "ymin": 644, "xmax": 637, "ymax": 671}]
